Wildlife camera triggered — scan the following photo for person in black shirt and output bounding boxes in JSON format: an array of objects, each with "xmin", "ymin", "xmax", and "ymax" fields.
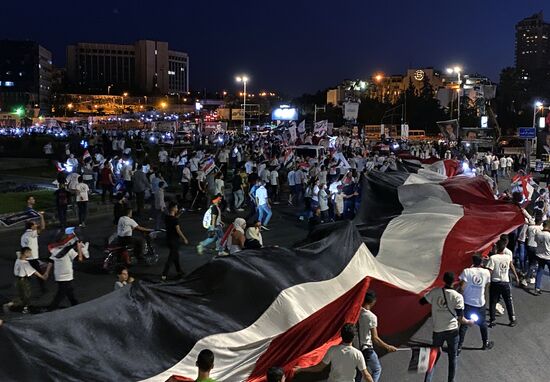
[
  {"xmin": 113, "ymin": 193, "xmax": 129, "ymax": 225},
  {"xmin": 161, "ymin": 202, "xmax": 189, "ymax": 281}
]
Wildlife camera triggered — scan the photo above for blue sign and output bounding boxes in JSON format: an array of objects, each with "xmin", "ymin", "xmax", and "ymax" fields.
[{"xmin": 518, "ymin": 127, "xmax": 536, "ymax": 139}]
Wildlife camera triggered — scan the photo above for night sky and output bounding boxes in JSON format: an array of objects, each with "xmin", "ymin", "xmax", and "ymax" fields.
[{"xmin": 3, "ymin": 0, "xmax": 550, "ymax": 96}]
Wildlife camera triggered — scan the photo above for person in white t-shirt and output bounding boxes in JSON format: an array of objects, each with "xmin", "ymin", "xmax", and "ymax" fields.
[
  {"xmin": 269, "ymin": 168, "xmax": 279, "ymax": 204},
  {"xmin": 255, "ymin": 182, "xmax": 272, "ymax": 230},
  {"xmin": 20, "ymin": 214, "xmax": 46, "ymax": 292},
  {"xmin": 457, "ymin": 254, "xmax": 493, "ymax": 354},
  {"xmin": 48, "ymin": 239, "xmax": 86, "ymax": 310},
  {"xmin": 158, "ymin": 148, "xmax": 168, "ymax": 164},
  {"xmin": 295, "ymin": 323, "xmax": 373, "ymax": 382},
  {"xmin": 13, "ymin": 247, "xmax": 50, "ymax": 313},
  {"xmin": 487, "ymin": 239, "xmax": 519, "ymax": 327},
  {"xmin": 355, "ymin": 291, "xmax": 397, "ymax": 382},
  {"xmin": 287, "ymin": 168, "xmax": 296, "ymax": 206},
  {"xmin": 75, "ymin": 176, "xmax": 90, "ymax": 227},
  {"xmin": 117, "ymin": 208, "xmax": 153, "ymax": 261},
  {"xmin": 420, "ymin": 272, "xmax": 474, "ymax": 382},
  {"xmin": 534, "ymin": 219, "xmax": 550, "ymax": 295}
]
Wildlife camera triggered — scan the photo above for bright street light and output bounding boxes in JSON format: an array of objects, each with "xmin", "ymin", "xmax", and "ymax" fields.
[
  {"xmin": 535, "ymin": 101, "xmax": 543, "ymax": 108},
  {"xmin": 235, "ymin": 74, "xmax": 249, "ymax": 130},
  {"xmin": 446, "ymin": 65, "xmax": 463, "ymax": 124}
]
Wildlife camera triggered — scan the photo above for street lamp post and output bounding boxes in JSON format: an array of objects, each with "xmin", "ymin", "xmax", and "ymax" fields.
[
  {"xmin": 122, "ymin": 92, "xmax": 128, "ymax": 111},
  {"xmin": 236, "ymin": 75, "xmax": 249, "ymax": 130},
  {"xmin": 446, "ymin": 67, "xmax": 462, "ymax": 119},
  {"xmin": 529, "ymin": 101, "xmax": 544, "ymax": 170},
  {"xmin": 107, "ymin": 84, "xmax": 113, "ymax": 95}
]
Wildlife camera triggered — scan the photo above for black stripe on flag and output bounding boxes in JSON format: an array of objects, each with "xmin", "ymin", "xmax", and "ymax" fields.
[
  {"xmin": 0, "ymin": 221, "xmax": 363, "ymax": 382},
  {"xmin": 354, "ymin": 170, "xmax": 409, "ymax": 256}
]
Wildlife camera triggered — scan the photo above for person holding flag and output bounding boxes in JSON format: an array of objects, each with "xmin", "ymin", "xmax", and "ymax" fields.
[
  {"xmin": 456, "ymin": 254, "xmax": 493, "ymax": 354},
  {"xmin": 419, "ymin": 272, "xmax": 475, "ymax": 382},
  {"xmin": 355, "ymin": 290, "xmax": 397, "ymax": 382}
]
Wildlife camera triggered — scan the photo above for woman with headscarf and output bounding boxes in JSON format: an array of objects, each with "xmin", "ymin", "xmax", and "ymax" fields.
[
  {"xmin": 245, "ymin": 221, "xmax": 263, "ymax": 250},
  {"xmin": 226, "ymin": 218, "xmax": 247, "ymax": 255}
]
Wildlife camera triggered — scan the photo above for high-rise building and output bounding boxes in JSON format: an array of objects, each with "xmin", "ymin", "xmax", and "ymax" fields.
[
  {"xmin": 515, "ymin": 11, "xmax": 550, "ymax": 80},
  {"xmin": 66, "ymin": 40, "xmax": 189, "ymax": 95},
  {"xmin": 0, "ymin": 40, "xmax": 53, "ymax": 115}
]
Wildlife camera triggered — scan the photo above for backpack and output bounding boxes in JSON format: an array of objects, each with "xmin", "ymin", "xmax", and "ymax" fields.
[{"xmin": 202, "ymin": 207, "xmax": 213, "ymax": 229}]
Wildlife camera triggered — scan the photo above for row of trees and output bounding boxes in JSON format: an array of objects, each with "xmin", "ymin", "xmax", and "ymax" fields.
[{"xmin": 292, "ymin": 68, "xmax": 550, "ymax": 136}]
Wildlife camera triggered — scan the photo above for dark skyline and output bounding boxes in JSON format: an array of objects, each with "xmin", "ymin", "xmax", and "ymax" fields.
[{"xmin": 3, "ymin": 0, "xmax": 550, "ymax": 96}]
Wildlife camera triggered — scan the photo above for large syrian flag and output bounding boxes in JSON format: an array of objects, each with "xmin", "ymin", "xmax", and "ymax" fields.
[{"xmin": 0, "ymin": 169, "xmax": 523, "ymax": 382}]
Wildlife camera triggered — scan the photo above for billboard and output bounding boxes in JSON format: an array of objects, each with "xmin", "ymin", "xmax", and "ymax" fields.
[
  {"xmin": 272, "ymin": 107, "xmax": 298, "ymax": 121},
  {"xmin": 344, "ymin": 102, "xmax": 359, "ymax": 120}
]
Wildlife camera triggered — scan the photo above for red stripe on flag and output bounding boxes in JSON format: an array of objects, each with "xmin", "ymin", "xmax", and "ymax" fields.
[
  {"xmin": 426, "ymin": 347, "xmax": 440, "ymax": 373},
  {"xmin": 245, "ymin": 278, "xmax": 370, "ymax": 382},
  {"xmin": 373, "ymin": 176, "xmax": 523, "ymax": 337}
]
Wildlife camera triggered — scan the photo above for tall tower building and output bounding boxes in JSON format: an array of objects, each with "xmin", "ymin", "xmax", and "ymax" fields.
[{"xmin": 515, "ymin": 11, "xmax": 550, "ymax": 80}]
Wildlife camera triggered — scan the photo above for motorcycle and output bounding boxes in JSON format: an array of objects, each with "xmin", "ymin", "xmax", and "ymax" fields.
[{"xmin": 102, "ymin": 230, "xmax": 164, "ymax": 273}]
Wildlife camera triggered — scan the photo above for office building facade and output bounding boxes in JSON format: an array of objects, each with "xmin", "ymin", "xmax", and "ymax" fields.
[
  {"xmin": 0, "ymin": 40, "xmax": 52, "ymax": 115},
  {"xmin": 66, "ymin": 40, "xmax": 189, "ymax": 95},
  {"xmin": 515, "ymin": 12, "xmax": 550, "ymax": 80}
]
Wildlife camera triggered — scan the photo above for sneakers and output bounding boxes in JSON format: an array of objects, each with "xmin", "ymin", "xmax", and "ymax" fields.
[
  {"xmin": 488, "ymin": 320, "xmax": 496, "ymax": 328},
  {"xmin": 535, "ymin": 288, "xmax": 543, "ymax": 295},
  {"xmin": 530, "ymin": 277, "xmax": 536, "ymax": 284},
  {"xmin": 161, "ymin": 275, "xmax": 167, "ymax": 281},
  {"xmin": 456, "ymin": 347, "xmax": 462, "ymax": 356},
  {"xmin": 196, "ymin": 244, "xmax": 204, "ymax": 255},
  {"xmin": 79, "ymin": 222, "xmax": 86, "ymax": 228},
  {"xmin": 509, "ymin": 320, "xmax": 518, "ymax": 327},
  {"xmin": 482, "ymin": 341, "xmax": 494, "ymax": 350},
  {"xmin": 261, "ymin": 225, "xmax": 270, "ymax": 231},
  {"xmin": 520, "ymin": 279, "xmax": 528, "ymax": 288},
  {"xmin": 22, "ymin": 306, "xmax": 29, "ymax": 314}
]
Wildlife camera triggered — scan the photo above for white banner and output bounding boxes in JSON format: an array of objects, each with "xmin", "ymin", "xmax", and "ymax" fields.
[
  {"xmin": 297, "ymin": 120, "xmax": 306, "ymax": 133},
  {"xmin": 314, "ymin": 120, "xmax": 328, "ymax": 136},
  {"xmin": 401, "ymin": 123, "xmax": 409, "ymax": 139},
  {"xmin": 289, "ymin": 122, "xmax": 297, "ymax": 143},
  {"xmin": 344, "ymin": 102, "xmax": 359, "ymax": 120}
]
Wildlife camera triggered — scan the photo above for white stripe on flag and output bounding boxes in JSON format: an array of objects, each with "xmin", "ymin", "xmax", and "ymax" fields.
[
  {"xmin": 417, "ymin": 347, "xmax": 430, "ymax": 373},
  {"xmin": 144, "ymin": 173, "xmax": 463, "ymax": 381}
]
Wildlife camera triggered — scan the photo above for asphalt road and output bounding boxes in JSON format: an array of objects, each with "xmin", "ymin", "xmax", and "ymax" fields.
[{"xmin": 1, "ymin": 177, "xmax": 549, "ymax": 382}]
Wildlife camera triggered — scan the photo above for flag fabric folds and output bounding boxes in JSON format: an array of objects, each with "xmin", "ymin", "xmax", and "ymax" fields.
[
  {"xmin": 408, "ymin": 347, "xmax": 440, "ymax": 374},
  {"xmin": 0, "ymin": 169, "xmax": 524, "ymax": 382}
]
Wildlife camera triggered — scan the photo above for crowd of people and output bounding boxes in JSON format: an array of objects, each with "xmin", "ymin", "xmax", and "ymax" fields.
[{"xmin": 2, "ymin": 122, "xmax": 549, "ymax": 382}]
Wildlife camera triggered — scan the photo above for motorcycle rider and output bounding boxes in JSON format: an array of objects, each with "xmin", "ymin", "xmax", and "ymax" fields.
[{"xmin": 117, "ymin": 207, "xmax": 153, "ymax": 264}]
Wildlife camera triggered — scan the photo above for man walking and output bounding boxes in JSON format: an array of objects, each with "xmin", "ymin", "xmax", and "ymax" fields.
[
  {"xmin": 162, "ymin": 202, "xmax": 188, "ymax": 281},
  {"xmin": 420, "ymin": 272, "xmax": 474, "ymax": 382},
  {"xmin": 255, "ymin": 181, "xmax": 272, "ymax": 230},
  {"xmin": 355, "ymin": 290, "xmax": 397, "ymax": 382},
  {"xmin": 75, "ymin": 176, "xmax": 89, "ymax": 227},
  {"xmin": 48, "ymin": 240, "xmax": 86, "ymax": 310},
  {"xmin": 534, "ymin": 219, "xmax": 550, "ymax": 295},
  {"xmin": 487, "ymin": 239, "xmax": 519, "ymax": 327},
  {"xmin": 20, "ymin": 213, "xmax": 46, "ymax": 293},
  {"xmin": 295, "ymin": 323, "xmax": 373, "ymax": 382},
  {"xmin": 457, "ymin": 254, "xmax": 493, "ymax": 353},
  {"xmin": 197, "ymin": 195, "xmax": 224, "ymax": 255}
]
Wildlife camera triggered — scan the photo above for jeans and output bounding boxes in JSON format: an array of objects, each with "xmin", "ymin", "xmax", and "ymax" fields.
[
  {"xmin": 258, "ymin": 204, "xmax": 272, "ymax": 226},
  {"xmin": 233, "ymin": 189, "xmax": 244, "ymax": 209},
  {"xmin": 425, "ymin": 329, "xmax": 459, "ymax": 382},
  {"xmin": 355, "ymin": 348, "xmax": 382, "ymax": 382},
  {"xmin": 515, "ymin": 241, "xmax": 526, "ymax": 273},
  {"xmin": 200, "ymin": 226, "xmax": 223, "ymax": 252},
  {"xmin": 526, "ymin": 247, "xmax": 538, "ymax": 278},
  {"xmin": 535, "ymin": 257, "xmax": 550, "ymax": 289},
  {"xmin": 77, "ymin": 201, "xmax": 88, "ymax": 224},
  {"xmin": 154, "ymin": 208, "xmax": 164, "ymax": 230},
  {"xmin": 459, "ymin": 304, "xmax": 488, "ymax": 348},
  {"xmin": 489, "ymin": 282, "xmax": 515, "ymax": 322}
]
